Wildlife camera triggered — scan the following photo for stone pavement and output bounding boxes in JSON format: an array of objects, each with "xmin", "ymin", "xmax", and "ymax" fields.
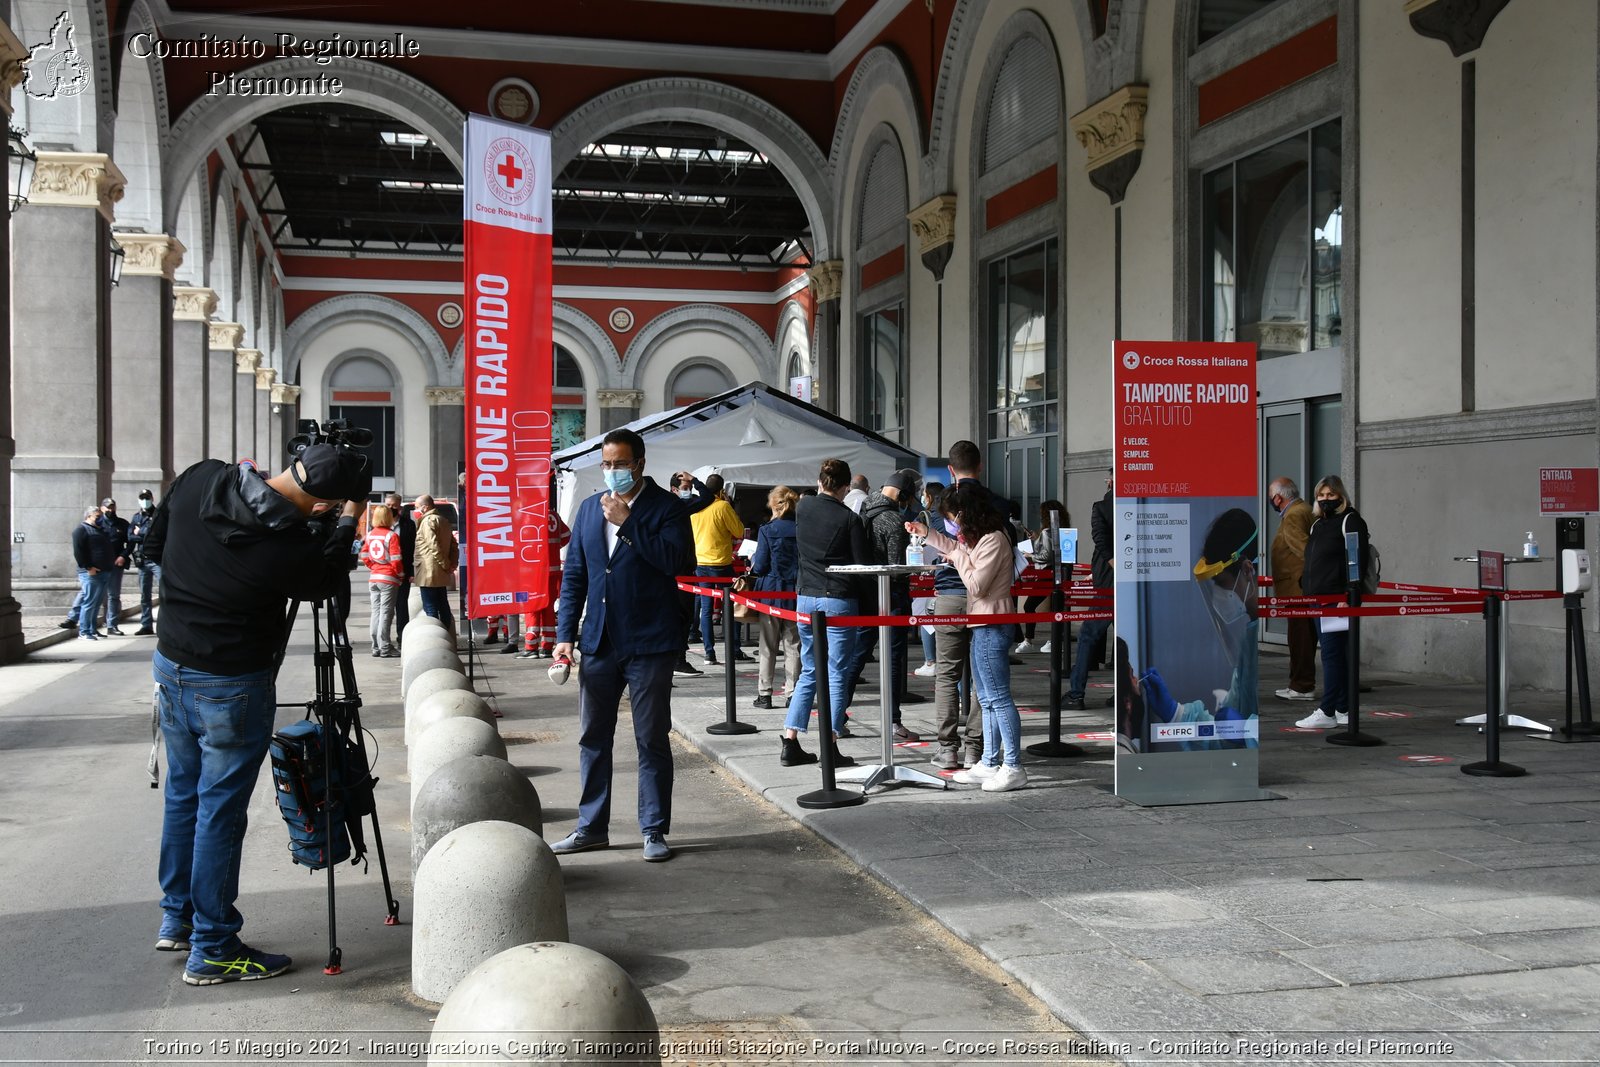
[
  {"xmin": 0, "ymin": 623, "xmax": 1086, "ymax": 1066},
  {"xmin": 655, "ymin": 636, "xmax": 1600, "ymax": 1066}
]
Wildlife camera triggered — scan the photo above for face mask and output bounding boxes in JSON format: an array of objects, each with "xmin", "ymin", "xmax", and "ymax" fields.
[
  {"xmin": 1319, "ymin": 499, "xmax": 1340, "ymax": 517},
  {"xmin": 676, "ymin": 489, "xmax": 693, "ymax": 500},
  {"xmin": 604, "ymin": 467, "xmax": 636, "ymax": 495},
  {"xmin": 140, "ymin": 500, "xmax": 153, "ymax": 511}
]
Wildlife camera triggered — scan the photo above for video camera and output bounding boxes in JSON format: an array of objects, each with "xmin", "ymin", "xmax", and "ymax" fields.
[{"xmin": 287, "ymin": 417, "xmax": 374, "ymax": 457}]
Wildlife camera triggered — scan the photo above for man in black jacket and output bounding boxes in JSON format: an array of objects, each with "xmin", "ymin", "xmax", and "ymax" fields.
[
  {"xmin": 143, "ymin": 444, "xmax": 367, "ymax": 986},
  {"xmin": 98, "ymin": 498, "xmax": 132, "ymax": 635},
  {"xmin": 1064, "ymin": 469, "xmax": 1114, "ymax": 709},
  {"xmin": 69, "ymin": 506, "xmax": 119, "ymax": 640},
  {"xmin": 384, "ymin": 491, "xmax": 417, "ymax": 638}
]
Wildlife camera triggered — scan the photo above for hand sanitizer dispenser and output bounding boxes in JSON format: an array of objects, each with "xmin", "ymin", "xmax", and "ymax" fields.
[
  {"xmin": 1523, "ymin": 531, "xmax": 1540, "ymax": 559},
  {"xmin": 1561, "ymin": 549, "xmax": 1591, "ymax": 594}
]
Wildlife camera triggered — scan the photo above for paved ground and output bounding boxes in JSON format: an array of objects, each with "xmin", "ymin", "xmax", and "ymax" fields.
[{"xmin": 0, "ymin": 622, "xmax": 1084, "ymax": 1067}]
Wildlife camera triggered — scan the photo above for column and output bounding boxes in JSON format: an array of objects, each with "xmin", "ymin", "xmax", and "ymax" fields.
[
  {"xmin": 10, "ymin": 150, "xmax": 126, "ymax": 605},
  {"xmin": 206, "ymin": 322, "xmax": 242, "ymax": 461},
  {"xmin": 596, "ymin": 388, "xmax": 643, "ymax": 431},
  {"xmin": 254, "ymin": 366, "xmax": 276, "ymax": 469},
  {"xmin": 235, "ymin": 348, "xmax": 261, "ymax": 464},
  {"xmin": 425, "ymin": 386, "xmax": 465, "ymax": 492},
  {"xmin": 271, "ymin": 383, "xmax": 301, "ymax": 471},
  {"xmin": 171, "ymin": 286, "xmax": 218, "ymax": 474},
  {"xmin": 806, "ymin": 261, "xmax": 842, "ymax": 409},
  {"xmin": 110, "ymin": 233, "xmax": 183, "ymax": 506},
  {"xmin": 0, "ymin": 16, "xmax": 27, "ymax": 660}
]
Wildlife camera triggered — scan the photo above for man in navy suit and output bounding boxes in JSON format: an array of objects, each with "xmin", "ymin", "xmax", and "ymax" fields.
[{"xmin": 551, "ymin": 428, "xmax": 694, "ymax": 862}]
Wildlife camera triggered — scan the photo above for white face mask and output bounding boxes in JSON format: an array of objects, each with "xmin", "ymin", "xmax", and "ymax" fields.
[{"xmin": 140, "ymin": 500, "xmax": 153, "ymax": 511}]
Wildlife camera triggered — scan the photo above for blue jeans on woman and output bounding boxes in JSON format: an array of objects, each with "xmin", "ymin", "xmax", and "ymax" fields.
[
  {"xmin": 153, "ymin": 651, "xmax": 277, "ymax": 966},
  {"xmin": 968, "ymin": 624, "xmax": 1023, "ymax": 768},
  {"xmin": 783, "ymin": 594, "xmax": 858, "ymax": 735},
  {"xmin": 1318, "ymin": 623, "xmax": 1349, "ymax": 714}
]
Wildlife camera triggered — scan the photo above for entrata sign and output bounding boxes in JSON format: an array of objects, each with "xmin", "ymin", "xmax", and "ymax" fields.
[
  {"xmin": 1539, "ymin": 467, "xmax": 1599, "ymax": 516},
  {"xmin": 463, "ymin": 114, "xmax": 554, "ymax": 618}
]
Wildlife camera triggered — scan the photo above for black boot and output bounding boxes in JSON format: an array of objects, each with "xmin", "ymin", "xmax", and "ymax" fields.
[
  {"xmin": 829, "ymin": 742, "xmax": 857, "ymax": 768},
  {"xmin": 752, "ymin": 694, "xmax": 773, "ymax": 709},
  {"xmin": 780, "ymin": 736, "xmax": 817, "ymax": 766}
]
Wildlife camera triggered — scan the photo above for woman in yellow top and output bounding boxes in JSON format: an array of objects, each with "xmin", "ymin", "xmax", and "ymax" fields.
[{"xmin": 690, "ymin": 473, "xmax": 749, "ymax": 665}]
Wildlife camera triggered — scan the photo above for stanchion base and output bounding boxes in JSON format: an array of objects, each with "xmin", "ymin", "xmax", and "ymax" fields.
[
  {"xmin": 1546, "ymin": 725, "xmax": 1600, "ymax": 744},
  {"xmin": 1026, "ymin": 741, "xmax": 1088, "ymax": 758},
  {"xmin": 1455, "ymin": 713, "xmax": 1554, "ymax": 733},
  {"xmin": 1461, "ymin": 759, "xmax": 1527, "ymax": 778},
  {"xmin": 706, "ymin": 721, "xmax": 759, "ymax": 736},
  {"xmin": 797, "ymin": 786, "xmax": 867, "ymax": 809},
  {"xmin": 1326, "ymin": 730, "xmax": 1384, "ymax": 747},
  {"xmin": 835, "ymin": 763, "xmax": 949, "ymax": 792}
]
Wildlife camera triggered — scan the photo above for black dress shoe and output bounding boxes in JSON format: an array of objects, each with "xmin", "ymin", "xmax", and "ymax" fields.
[
  {"xmin": 134, "ymin": 627, "xmax": 154, "ymax": 636},
  {"xmin": 673, "ymin": 659, "xmax": 702, "ymax": 676},
  {"xmin": 498, "ymin": 642, "xmax": 520, "ymax": 654}
]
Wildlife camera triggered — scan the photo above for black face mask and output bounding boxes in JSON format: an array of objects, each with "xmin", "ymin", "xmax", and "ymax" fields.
[{"xmin": 1318, "ymin": 499, "xmax": 1340, "ymax": 517}]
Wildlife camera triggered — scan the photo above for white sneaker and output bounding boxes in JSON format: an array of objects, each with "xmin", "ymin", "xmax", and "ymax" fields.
[
  {"xmin": 1276, "ymin": 687, "xmax": 1317, "ymax": 701},
  {"xmin": 1012, "ymin": 640, "xmax": 1034, "ymax": 654},
  {"xmin": 1335, "ymin": 711, "xmax": 1349, "ymax": 726},
  {"xmin": 1295, "ymin": 710, "xmax": 1340, "ymax": 730},
  {"xmin": 914, "ymin": 663, "xmax": 936, "ymax": 678},
  {"xmin": 1038, "ymin": 641, "xmax": 1052, "ymax": 654},
  {"xmin": 952, "ymin": 763, "xmax": 999, "ymax": 784},
  {"xmin": 981, "ymin": 765, "xmax": 1029, "ymax": 792}
]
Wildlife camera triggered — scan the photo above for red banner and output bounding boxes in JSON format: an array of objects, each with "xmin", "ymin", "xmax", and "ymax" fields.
[
  {"xmin": 1114, "ymin": 341, "xmax": 1258, "ymax": 497},
  {"xmin": 1539, "ymin": 467, "xmax": 1599, "ymax": 516},
  {"xmin": 463, "ymin": 115, "xmax": 554, "ymax": 618}
]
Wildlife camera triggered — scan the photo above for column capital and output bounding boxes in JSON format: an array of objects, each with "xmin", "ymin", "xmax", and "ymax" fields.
[
  {"xmin": 0, "ymin": 22, "xmax": 26, "ymax": 117},
  {"xmin": 271, "ymin": 383, "xmax": 301, "ymax": 405},
  {"xmin": 208, "ymin": 321, "xmax": 244, "ymax": 350},
  {"xmin": 1070, "ymin": 84, "xmax": 1148, "ymax": 204},
  {"xmin": 596, "ymin": 388, "xmax": 644, "ymax": 407},
  {"xmin": 117, "ymin": 232, "xmax": 187, "ymax": 281},
  {"xmin": 908, "ymin": 195, "xmax": 958, "ymax": 281},
  {"xmin": 235, "ymin": 348, "xmax": 262, "ymax": 374},
  {"xmin": 28, "ymin": 151, "xmax": 127, "ymax": 222},
  {"xmin": 173, "ymin": 286, "xmax": 219, "ymax": 321},
  {"xmin": 807, "ymin": 260, "xmax": 844, "ymax": 303},
  {"xmin": 255, "ymin": 367, "xmax": 277, "ymax": 390},
  {"xmin": 425, "ymin": 386, "xmax": 466, "ymax": 405}
]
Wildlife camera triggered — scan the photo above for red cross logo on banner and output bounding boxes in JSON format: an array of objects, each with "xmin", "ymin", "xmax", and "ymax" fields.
[
  {"xmin": 497, "ymin": 153, "xmax": 523, "ymax": 190},
  {"xmin": 484, "ymin": 137, "xmax": 535, "ymax": 207}
]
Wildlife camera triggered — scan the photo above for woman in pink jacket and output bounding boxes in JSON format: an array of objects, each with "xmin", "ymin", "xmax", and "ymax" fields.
[
  {"xmin": 362, "ymin": 504, "xmax": 404, "ymax": 657},
  {"xmin": 907, "ymin": 486, "xmax": 1028, "ymax": 791}
]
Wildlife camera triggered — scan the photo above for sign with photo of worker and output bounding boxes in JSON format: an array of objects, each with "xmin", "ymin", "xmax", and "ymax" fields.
[{"xmin": 1112, "ymin": 340, "xmax": 1267, "ymax": 805}]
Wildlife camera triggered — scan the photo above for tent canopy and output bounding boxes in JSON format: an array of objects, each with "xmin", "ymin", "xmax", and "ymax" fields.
[{"xmin": 553, "ymin": 382, "xmax": 923, "ymax": 519}]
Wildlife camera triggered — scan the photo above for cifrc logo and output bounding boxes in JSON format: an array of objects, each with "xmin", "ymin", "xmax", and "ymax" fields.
[
  {"xmin": 485, "ymin": 137, "xmax": 534, "ymax": 206},
  {"xmin": 1122, "ymin": 351, "xmax": 1141, "ymax": 370}
]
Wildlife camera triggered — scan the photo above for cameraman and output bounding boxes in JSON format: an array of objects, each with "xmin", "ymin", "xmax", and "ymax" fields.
[{"xmin": 143, "ymin": 443, "xmax": 368, "ymax": 986}]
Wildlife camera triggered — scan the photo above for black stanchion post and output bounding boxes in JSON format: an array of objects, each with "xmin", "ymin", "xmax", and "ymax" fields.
[
  {"xmin": 1555, "ymin": 592, "xmax": 1599, "ymax": 741},
  {"xmin": 1029, "ymin": 514, "xmax": 1084, "ymax": 758},
  {"xmin": 1329, "ymin": 585, "xmax": 1382, "ymax": 747},
  {"xmin": 799, "ymin": 608, "xmax": 865, "ymax": 809},
  {"xmin": 707, "ymin": 584, "xmax": 757, "ymax": 736},
  {"xmin": 1464, "ymin": 594, "xmax": 1526, "ymax": 777}
]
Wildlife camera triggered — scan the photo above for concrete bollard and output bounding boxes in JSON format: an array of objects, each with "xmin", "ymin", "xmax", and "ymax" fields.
[
  {"xmin": 427, "ymin": 942, "xmax": 658, "ymax": 1065},
  {"xmin": 402, "ymin": 629, "xmax": 457, "ymax": 658},
  {"xmin": 407, "ymin": 587, "xmax": 425, "ymax": 626},
  {"xmin": 410, "ymin": 754, "xmax": 543, "ymax": 873},
  {"xmin": 412, "ymin": 821, "xmax": 568, "ymax": 1005},
  {"xmin": 402, "ymin": 646, "xmax": 464, "ymax": 698},
  {"xmin": 405, "ymin": 669, "xmax": 474, "ymax": 745},
  {"xmin": 410, "ymin": 696, "xmax": 502, "ymax": 808}
]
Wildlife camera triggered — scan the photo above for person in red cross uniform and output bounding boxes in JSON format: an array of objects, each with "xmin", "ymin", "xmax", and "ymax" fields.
[{"xmin": 518, "ymin": 504, "xmax": 572, "ymax": 658}]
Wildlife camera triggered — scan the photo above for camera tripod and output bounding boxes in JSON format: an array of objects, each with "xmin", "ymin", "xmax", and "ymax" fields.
[{"xmin": 277, "ymin": 592, "xmax": 401, "ymax": 975}]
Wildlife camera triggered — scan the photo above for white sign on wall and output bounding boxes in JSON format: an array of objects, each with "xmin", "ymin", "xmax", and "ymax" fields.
[{"xmin": 789, "ymin": 376, "xmax": 814, "ymax": 403}]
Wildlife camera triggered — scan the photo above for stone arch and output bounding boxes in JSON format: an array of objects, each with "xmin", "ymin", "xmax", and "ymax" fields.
[
  {"xmin": 209, "ymin": 173, "xmax": 239, "ymax": 322},
  {"xmin": 553, "ymin": 302, "xmax": 624, "ymax": 389},
  {"xmin": 775, "ymin": 299, "xmax": 812, "ymax": 381},
  {"xmin": 829, "ymin": 46, "xmax": 924, "ymax": 198},
  {"xmin": 162, "ymin": 59, "xmax": 466, "ymax": 224},
  {"xmin": 284, "ymin": 293, "xmax": 452, "ymax": 387},
  {"xmin": 171, "ymin": 164, "xmax": 208, "ymax": 287},
  {"xmin": 550, "ymin": 78, "xmax": 835, "ymax": 259},
  {"xmin": 108, "ymin": 0, "xmax": 168, "ymax": 230},
  {"xmin": 238, "ymin": 229, "xmax": 259, "ymax": 348},
  {"xmin": 622, "ymin": 304, "xmax": 779, "ymax": 389}
]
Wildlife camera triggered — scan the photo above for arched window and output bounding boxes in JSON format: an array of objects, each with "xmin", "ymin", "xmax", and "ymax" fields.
[
  {"xmin": 1197, "ymin": 0, "xmax": 1285, "ymax": 45},
  {"xmin": 854, "ymin": 131, "xmax": 908, "ymax": 441},
  {"xmin": 669, "ymin": 363, "xmax": 733, "ymax": 408},
  {"xmin": 981, "ymin": 36, "xmax": 1059, "ymax": 172},
  {"xmin": 553, "ymin": 344, "xmax": 588, "ymax": 450},
  {"xmin": 327, "ymin": 354, "xmax": 396, "ymax": 489}
]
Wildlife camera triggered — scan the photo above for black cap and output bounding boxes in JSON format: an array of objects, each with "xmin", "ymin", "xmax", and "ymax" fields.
[
  {"xmin": 291, "ymin": 444, "xmax": 369, "ymax": 501},
  {"xmin": 138, "ymin": 489, "xmax": 154, "ymax": 499},
  {"xmin": 885, "ymin": 468, "xmax": 920, "ymax": 496}
]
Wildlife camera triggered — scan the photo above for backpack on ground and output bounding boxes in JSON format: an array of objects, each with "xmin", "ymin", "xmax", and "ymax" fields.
[
  {"xmin": 268, "ymin": 718, "xmax": 375, "ymax": 871},
  {"xmin": 1342, "ymin": 513, "xmax": 1381, "ymax": 596}
]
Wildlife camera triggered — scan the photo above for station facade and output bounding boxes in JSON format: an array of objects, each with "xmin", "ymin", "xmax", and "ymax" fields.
[{"xmin": 0, "ymin": 0, "xmax": 1595, "ymax": 688}]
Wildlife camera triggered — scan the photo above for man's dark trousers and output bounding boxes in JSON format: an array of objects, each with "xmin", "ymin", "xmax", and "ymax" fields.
[{"xmin": 575, "ymin": 637, "xmax": 676, "ymax": 838}]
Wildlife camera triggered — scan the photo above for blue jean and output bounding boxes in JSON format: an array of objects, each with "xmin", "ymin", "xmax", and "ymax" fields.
[
  {"xmin": 575, "ymin": 641, "xmax": 676, "ymax": 837},
  {"xmin": 845, "ymin": 590, "xmax": 909, "ymax": 722},
  {"xmin": 696, "ymin": 564, "xmax": 739, "ymax": 656},
  {"xmin": 105, "ymin": 567, "xmax": 126, "ymax": 626},
  {"xmin": 784, "ymin": 595, "xmax": 858, "ymax": 734},
  {"xmin": 1068, "ymin": 617, "xmax": 1112, "ymax": 699},
  {"xmin": 138, "ymin": 561, "xmax": 161, "ymax": 629},
  {"xmin": 77, "ymin": 569, "xmax": 111, "ymax": 637},
  {"xmin": 153, "ymin": 650, "xmax": 276, "ymax": 963},
  {"xmin": 419, "ymin": 585, "xmax": 450, "ymax": 621},
  {"xmin": 1318, "ymin": 623, "xmax": 1349, "ymax": 714},
  {"xmin": 968, "ymin": 624, "xmax": 1023, "ymax": 768}
]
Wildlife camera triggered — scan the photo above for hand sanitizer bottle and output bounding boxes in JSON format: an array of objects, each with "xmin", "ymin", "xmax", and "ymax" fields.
[
  {"xmin": 1523, "ymin": 531, "xmax": 1540, "ymax": 559},
  {"xmin": 905, "ymin": 533, "xmax": 925, "ymax": 567}
]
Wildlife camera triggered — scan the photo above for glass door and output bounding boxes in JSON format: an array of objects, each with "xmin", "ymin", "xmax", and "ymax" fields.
[{"xmin": 1260, "ymin": 402, "xmax": 1306, "ymax": 643}]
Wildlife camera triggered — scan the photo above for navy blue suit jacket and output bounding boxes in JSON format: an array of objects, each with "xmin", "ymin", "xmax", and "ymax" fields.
[{"xmin": 557, "ymin": 476, "xmax": 694, "ymax": 657}]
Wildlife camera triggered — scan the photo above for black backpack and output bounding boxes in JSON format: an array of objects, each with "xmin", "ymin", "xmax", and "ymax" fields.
[{"xmin": 268, "ymin": 718, "xmax": 375, "ymax": 871}]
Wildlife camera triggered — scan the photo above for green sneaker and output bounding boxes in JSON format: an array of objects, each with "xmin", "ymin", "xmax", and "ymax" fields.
[{"xmin": 183, "ymin": 944, "xmax": 292, "ymax": 986}]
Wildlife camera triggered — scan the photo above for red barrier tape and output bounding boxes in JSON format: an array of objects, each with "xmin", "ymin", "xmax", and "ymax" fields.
[{"xmin": 1266, "ymin": 602, "xmax": 1483, "ymax": 618}]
